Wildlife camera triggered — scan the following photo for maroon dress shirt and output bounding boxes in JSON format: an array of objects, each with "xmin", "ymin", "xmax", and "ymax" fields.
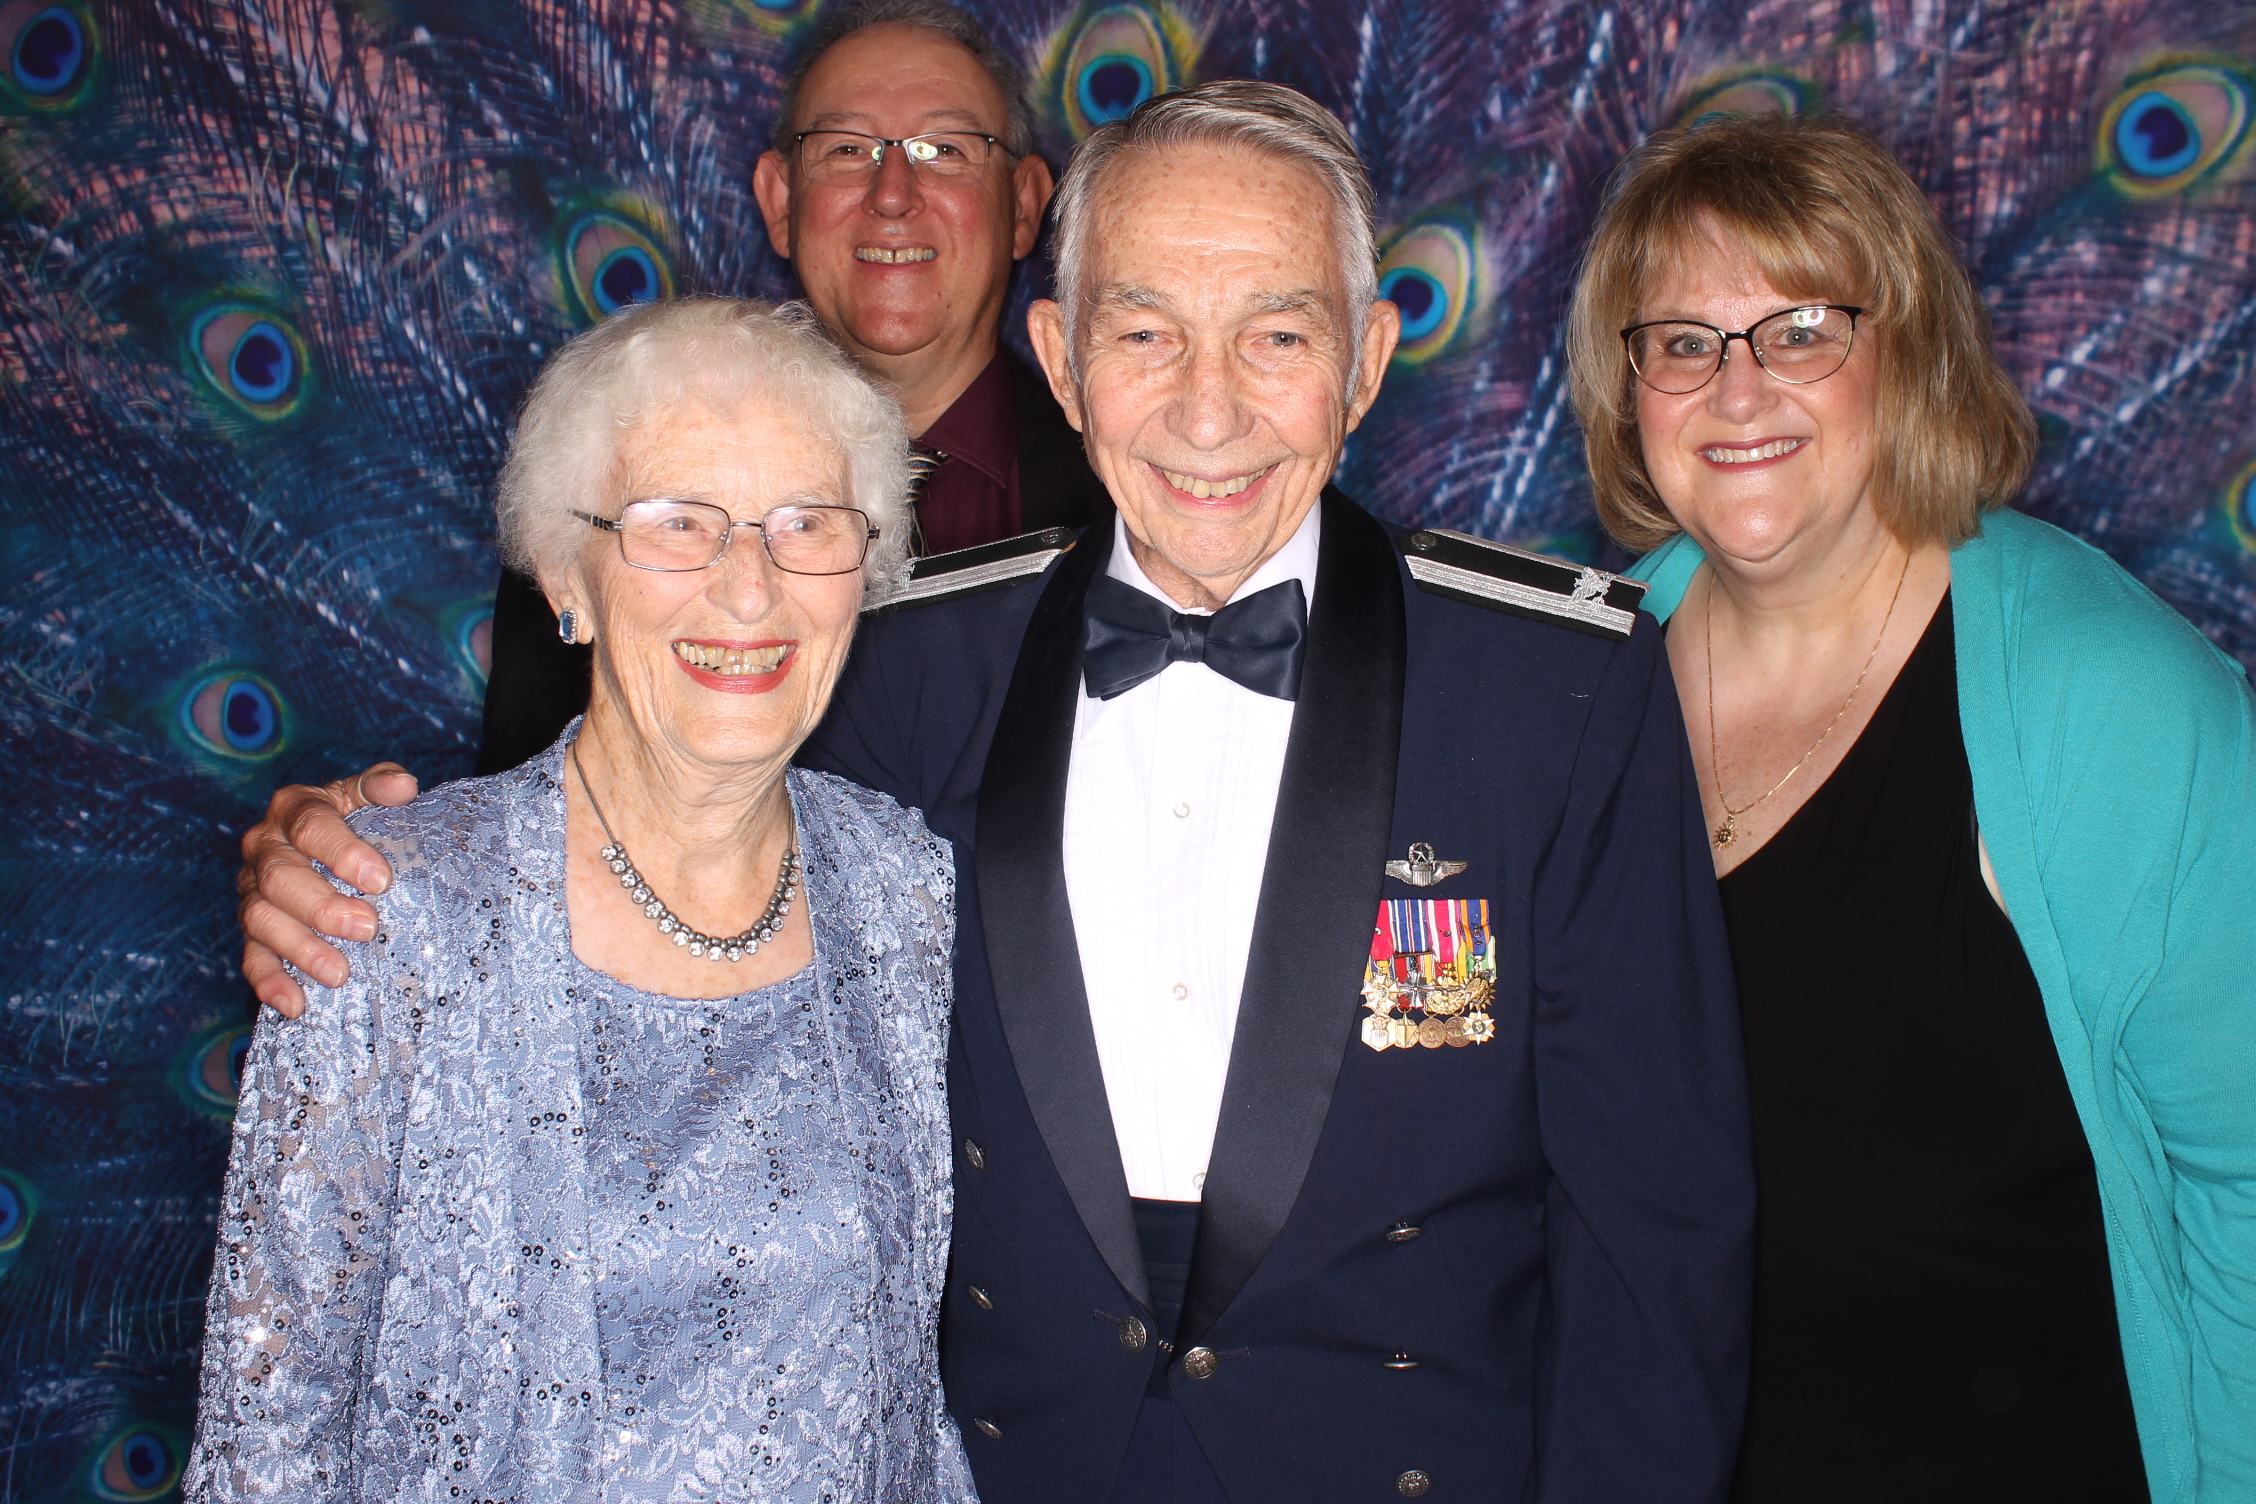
[{"xmin": 912, "ymin": 349, "xmax": 1021, "ymax": 556}]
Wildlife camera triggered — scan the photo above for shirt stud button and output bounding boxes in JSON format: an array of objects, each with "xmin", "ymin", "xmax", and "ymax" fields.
[
  {"xmin": 1173, "ymin": 802, "xmax": 1191, "ymax": 818},
  {"xmin": 1172, "ymin": 983, "xmax": 1189, "ymax": 1000}
]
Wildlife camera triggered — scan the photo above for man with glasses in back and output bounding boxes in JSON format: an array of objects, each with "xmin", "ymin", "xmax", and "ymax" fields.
[{"xmin": 478, "ymin": 0, "xmax": 1109, "ymax": 772}]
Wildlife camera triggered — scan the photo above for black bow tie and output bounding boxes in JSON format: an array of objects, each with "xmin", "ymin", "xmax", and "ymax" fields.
[{"xmin": 1082, "ymin": 572, "xmax": 1308, "ymax": 702}]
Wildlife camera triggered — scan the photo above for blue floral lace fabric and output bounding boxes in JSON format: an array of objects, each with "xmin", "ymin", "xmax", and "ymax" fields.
[{"xmin": 186, "ymin": 736, "xmax": 971, "ymax": 1503}]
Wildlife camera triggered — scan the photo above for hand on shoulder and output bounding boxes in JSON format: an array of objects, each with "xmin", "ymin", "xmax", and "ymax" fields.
[{"xmin": 237, "ymin": 763, "xmax": 419, "ymax": 1016}]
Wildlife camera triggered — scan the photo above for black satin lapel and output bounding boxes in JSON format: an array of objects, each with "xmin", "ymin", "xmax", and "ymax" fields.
[
  {"xmin": 1178, "ymin": 490, "xmax": 1406, "ymax": 1347},
  {"xmin": 974, "ymin": 523, "xmax": 1150, "ymax": 1307}
]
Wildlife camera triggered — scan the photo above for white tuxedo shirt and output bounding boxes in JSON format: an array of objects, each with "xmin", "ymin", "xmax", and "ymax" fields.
[{"xmin": 1060, "ymin": 507, "xmax": 1320, "ymax": 1202}]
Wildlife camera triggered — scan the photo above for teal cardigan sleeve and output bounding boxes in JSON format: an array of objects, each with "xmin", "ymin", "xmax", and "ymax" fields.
[{"xmin": 1627, "ymin": 511, "xmax": 2256, "ymax": 1503}]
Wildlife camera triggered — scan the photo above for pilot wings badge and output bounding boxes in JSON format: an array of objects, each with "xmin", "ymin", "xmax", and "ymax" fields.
[{"xmin": 1384, "ymin": 842, "xmax": 1467, "ymax": 887}]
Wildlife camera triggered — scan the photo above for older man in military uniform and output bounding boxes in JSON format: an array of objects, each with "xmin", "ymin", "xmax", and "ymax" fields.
[{"xmin": 240, "ymin": 81, "xmax": 1751, "ymax": 1504}]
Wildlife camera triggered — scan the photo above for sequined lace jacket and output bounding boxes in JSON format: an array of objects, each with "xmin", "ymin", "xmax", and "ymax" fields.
[{"xmin": 186, "ymin": 741, "xmax": 969, "ymax": 1503}]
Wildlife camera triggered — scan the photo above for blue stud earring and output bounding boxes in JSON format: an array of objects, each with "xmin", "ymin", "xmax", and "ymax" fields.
[{"xmin": 557, "ymin": 608, "xmax": 579, "ymax": 644}]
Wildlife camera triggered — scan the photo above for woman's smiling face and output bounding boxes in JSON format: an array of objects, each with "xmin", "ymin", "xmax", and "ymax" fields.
[
  {"xmin": 556, "ymin": 399, "xmax": 866, "ymax": 775},
  {"xmin": 1634, "ymin": 219, "xmax": 1882, "ymax": 574}
]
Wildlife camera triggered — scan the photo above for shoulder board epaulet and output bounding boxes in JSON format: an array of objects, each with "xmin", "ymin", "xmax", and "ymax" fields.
[
  {"xmin": 864, "ymin": 526, "xmax": 1077, "ymax": 617},
  {"xmin": 1399, "ymin": 528, "xmax": 1647, "ymax": 641}
]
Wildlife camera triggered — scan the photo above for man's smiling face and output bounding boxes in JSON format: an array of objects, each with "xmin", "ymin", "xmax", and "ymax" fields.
[
  {"xmin": 753, "ymin": 23, "xmax": 1048, "ymax": 370},
  {"xmin": 1028, "ymin": 142, "xmax": 1399, "ymax": 608}
]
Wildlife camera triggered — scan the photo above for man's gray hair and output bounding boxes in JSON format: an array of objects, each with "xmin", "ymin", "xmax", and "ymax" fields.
[
  {"xmin": 495, "ymin": 297, "xmax": 913, "ymax": 604},
  {"xmin": 773, "ymin": 0, "xmax": 1035, "ymax": 158},
  {"xmin": 1050, "ymin": 81, "xmax": 1380, "ymax": 379}
]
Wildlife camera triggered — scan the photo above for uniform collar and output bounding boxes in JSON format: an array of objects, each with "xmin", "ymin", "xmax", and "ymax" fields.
[{"xmin": 1104, "ymin": 500, "xmax": 1323, "ymax": 616}]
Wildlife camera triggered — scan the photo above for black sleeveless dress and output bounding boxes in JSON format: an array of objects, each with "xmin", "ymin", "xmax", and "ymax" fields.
[{"xmin": 1717, "ymin": 594, "xmax": 2148, "ymax": 1502}]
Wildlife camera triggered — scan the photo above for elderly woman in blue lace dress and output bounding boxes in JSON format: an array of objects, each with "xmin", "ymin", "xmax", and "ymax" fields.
[{"xmin": 186, "ymin": 296, "xmax": 972, "ymax": 1503}]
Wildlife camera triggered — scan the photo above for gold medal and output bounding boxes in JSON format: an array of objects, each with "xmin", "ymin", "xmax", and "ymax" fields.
[{"xmin": 1365, "ymin": 897, "xmax": 1501, "ymax": 1051}]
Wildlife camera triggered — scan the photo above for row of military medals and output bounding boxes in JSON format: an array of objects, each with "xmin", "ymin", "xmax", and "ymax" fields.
[{"xmin": 1362, "ymin": 896, "xmax": 1497, "ymax": 1050}]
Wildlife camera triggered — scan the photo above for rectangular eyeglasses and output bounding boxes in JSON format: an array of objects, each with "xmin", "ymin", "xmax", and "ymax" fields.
[
  {"xmin": 575, "ymin": 499, "xmax": 879, "ymax": 576},
  {"xmin": 792, "ymin": 130, "xmax": 1011, "ymax": 184}
]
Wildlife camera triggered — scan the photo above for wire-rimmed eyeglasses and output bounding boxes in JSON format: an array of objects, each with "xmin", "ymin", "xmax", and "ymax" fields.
[
  {"xmin": 1620, "ymin": 304, "xmax": 1865, "ymax": 395},
  {"xmin": 791, "ymin": 130, "xmax": 1014, "ymax": 184},
  {"xmin": 575, "ymin": 499, "xmax": 879, "ymax": 576}
]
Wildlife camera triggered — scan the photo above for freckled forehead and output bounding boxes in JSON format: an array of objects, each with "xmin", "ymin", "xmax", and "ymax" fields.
[{"xmin": 1087, "ymin": 143, "xmax": 1342, "ymax": 296}]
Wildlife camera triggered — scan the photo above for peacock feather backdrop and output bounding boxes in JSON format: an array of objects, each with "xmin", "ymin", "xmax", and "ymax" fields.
[{"xmin": 2, "ymin": 0, "xmax": 2252, "ymax": 1495}]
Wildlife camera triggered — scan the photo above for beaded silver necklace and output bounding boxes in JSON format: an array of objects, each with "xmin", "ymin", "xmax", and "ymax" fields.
[{"xmin": 571, "ymin": 742, "xmax": 800, "ymax": 964}]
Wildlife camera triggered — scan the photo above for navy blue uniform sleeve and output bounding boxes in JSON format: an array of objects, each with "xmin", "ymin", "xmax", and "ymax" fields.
[
  {"xmin": 798, "ymin": 586, "xmax": 1038, "ymax": 848},
  {"xmin": 798, "ymin": 617, "xmax": 921, "ymax": 809},
  {"xmin": 1528, "ymin": 612, "xmax": 1753, "ymax": 1503}
]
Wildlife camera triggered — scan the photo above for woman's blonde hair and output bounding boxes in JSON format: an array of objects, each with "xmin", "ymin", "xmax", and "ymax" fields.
[{"xmin": 1566, "ymin": 112, "xmax": 2035, "ymax": 551}]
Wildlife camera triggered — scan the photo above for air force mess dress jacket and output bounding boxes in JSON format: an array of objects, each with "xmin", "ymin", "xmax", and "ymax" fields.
[{"xmin": 799, "ymin": 491, "xmax": 1754, "ymax": 1504}]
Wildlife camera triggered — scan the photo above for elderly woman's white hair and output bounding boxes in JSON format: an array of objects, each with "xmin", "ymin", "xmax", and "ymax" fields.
[{"xmin": 496, "ymin": 296, "xmax": 913, "ymax": 601}]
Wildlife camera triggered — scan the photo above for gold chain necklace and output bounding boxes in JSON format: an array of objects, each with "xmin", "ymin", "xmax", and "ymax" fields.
[{"xmin": 1704, "ymin": 549, "xmax": 1911, "ymax": 849}]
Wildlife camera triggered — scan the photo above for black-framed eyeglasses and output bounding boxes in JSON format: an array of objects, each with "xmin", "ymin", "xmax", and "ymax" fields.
[
  {"xmin": 575, "ymin": 499, "xmax": 879, "ymax": 576},
  {"xmin": 791, "ymin": 130, "xmax": 1013, "ymax": 184},
  {"xmin": 1620, "ymin": 304, "xmax": 1865, "ymax": 394}
]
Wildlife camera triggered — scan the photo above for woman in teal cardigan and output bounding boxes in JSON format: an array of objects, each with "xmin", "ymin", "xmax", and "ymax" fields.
[{"xmin": 1569, "ymin": 113, "xmax": 2256, "ymax": 1501}]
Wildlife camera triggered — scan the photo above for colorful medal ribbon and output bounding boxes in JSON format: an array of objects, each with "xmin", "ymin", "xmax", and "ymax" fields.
[{"xmin": 1362, "ymin": 898, "xmax": 1497, "ymax": 1050}]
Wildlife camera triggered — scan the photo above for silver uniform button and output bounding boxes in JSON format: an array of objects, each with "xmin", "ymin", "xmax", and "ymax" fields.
[
  {"xmin": 1383, "ymin": 1352, "xmax": 1419, "ymax": 1369},
  {"xmin": 1384, "ymin": 1222, "xmax": 1421, "ymax": 1243},
  {"xmin": 964, "ymin": 1138, "xmax": 985, "ymax": 1170},
  {"xmin": 1180, "ymin": 1346, "xmax": 1219, "ymax": 1380},
  {"xmin": 973, "ymin": 1417, "xmax": 1002, "ymax": 1439},
  {"xmin": 968, "ymin": 1285, "xmax": 994, "ymax": 1310},
  {"xmin": 1119, "ymin": 1316, "xmax": 1148, "ymax": 1352},
  {"xmin": 1396, "ymin": 1469, "xmax": 1431, "ymax": 1497}
]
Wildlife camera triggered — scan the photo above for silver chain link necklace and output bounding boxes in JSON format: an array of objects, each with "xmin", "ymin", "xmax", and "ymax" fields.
[{"xmin": 571, "ymin": 741, "xmax": 799, "ymax": 964}]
